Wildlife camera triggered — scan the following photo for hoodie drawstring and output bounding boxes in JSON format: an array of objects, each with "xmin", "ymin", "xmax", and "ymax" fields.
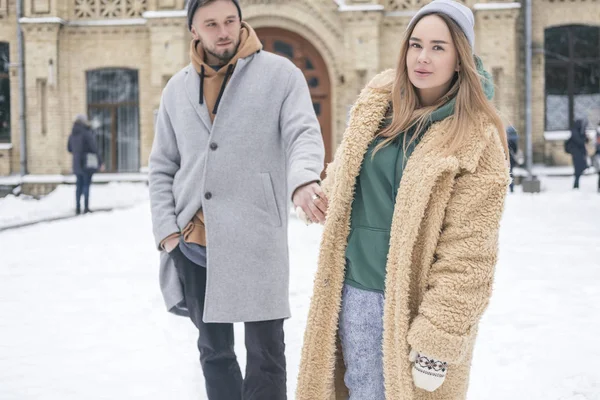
[
  {"xmin": 212, "ymin": 64, "xmax": 234, "ymax": 115},
  {"xmin": 199, "ymin": 65, "xmax": 205, "ymax": 105}
]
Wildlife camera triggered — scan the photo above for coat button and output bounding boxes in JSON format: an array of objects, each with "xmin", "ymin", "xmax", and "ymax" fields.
[
  {"xmin": 210, "ymin": 142, "xmax": 218, "ymax": 150},
  {"xmin": 204, "ymin": 192, "xmax": 212, "ymax": 200}
]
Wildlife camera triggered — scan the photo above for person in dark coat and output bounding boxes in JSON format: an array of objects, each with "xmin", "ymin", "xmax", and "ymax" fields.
[
  {"xmin": 594, "ymin": 123, "xmax": 600, "ymax": 192},
  {"xmin": 67, "ymin": 114, "xmax": 103, "ymax": 214},
  {"xmin": 507, "ymin": 125, "xmax": 519, "ymax": 193},
  {"xmin": 565, "ymin": 118, "xmax": 589, "ymax": 189}
]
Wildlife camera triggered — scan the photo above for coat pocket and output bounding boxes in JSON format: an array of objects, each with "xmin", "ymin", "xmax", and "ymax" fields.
[{"xmin": 260, "ymin": 172, "xmax": 282, "ymax": 227}]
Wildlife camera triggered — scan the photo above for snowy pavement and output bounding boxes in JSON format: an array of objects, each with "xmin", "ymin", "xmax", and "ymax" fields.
[
  {"xmin": 0, "ymin": 183, "xmax": 150, "ymax": 230},
  {"xmin": 0, "ymin": 176, "xmax": 599, "ymax": 399}
]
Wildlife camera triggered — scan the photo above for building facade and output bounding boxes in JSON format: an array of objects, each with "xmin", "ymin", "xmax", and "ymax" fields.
[{"xmin": 0, "ymin": 0, "xmax": 598, "ymax": 175}]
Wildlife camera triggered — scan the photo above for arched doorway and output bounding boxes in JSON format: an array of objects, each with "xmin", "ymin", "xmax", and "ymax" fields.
[
  {"xmin": 256, "ymin": 28, "xmax": 333, "ymax": 170},
  {"xmin": 86, "ymin": 68, "xmax": 140, "ymax": 173}
]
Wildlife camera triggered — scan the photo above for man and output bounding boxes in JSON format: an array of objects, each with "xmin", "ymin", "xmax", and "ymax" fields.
[{"xmin": 148, "ymin": 0, "xmax": 326, "ymax": 399}]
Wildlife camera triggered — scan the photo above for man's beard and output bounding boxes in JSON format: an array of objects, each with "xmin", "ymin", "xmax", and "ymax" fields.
[{"xmin": 206, "ymin": 40, "xmax": 240, "ymax": 64}]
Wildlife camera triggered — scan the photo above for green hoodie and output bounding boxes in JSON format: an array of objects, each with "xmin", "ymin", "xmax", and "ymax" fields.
[{"xmin": 344, "ymin": 57, "xmax": 494, "ymax": 293}]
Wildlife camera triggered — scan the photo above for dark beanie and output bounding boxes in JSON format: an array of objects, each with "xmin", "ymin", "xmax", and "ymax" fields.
[{"xmin": 187, "ymin": 0, "xmax": 242, "ymax": 31}]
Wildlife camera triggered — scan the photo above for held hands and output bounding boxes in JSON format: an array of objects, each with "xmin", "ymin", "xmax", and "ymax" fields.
[
  {"xmin": 409, "ymin": 349, "xmax": 448, "ymax": 392},
  {"xmin": 292, "ymin": 182, "xmax": 328, "ymax": 225},
  {"xmin": 295, "ymin": 206, "xmax": 311, "ymax": 225}
]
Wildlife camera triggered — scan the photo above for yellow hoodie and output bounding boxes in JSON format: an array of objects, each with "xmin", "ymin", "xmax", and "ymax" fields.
[
  {"xmin": 161, "ymin": 22, "xmax": 262, "ymax": 249},
  {"xmin": 190, "ymin": 22, "xmax": 263, "ymax": 122}
]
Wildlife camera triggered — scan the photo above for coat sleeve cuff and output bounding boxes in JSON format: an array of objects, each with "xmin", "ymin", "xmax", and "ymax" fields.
[
  {"xmin": 406, "ymin": 314, "xmax": 472, "ymax": 364},
  {"xmin": 155, "ymin": 222, "xmax": 181, "ymax": 251},
  {"xmin": 288, "ymin": 170, "xmax": 321, "ymax": 201},
  {"xmin": 159, "ymin": 232, "xmax": 181, "ymax": 251}
]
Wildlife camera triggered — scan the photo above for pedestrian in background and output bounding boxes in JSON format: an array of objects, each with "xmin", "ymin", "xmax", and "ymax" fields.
[
  {"xmin": 594, "ymin": 122, "xmax": 600, "ymax": 192},
  {"xmin": 507, "ymin": 125, "xmax": 519, "ymax": 192},
  {"xmin": 565, "ymin": 118, "xmax": 589, "ymax": 189},
  {"xmin": 67, "ymin": 114, "xmax": 103, "ymax": 215}
]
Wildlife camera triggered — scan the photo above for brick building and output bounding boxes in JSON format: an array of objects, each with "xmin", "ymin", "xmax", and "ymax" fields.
[{"xmin": 0, "ymin": 0, "xmax": 599, "ymax": 175}]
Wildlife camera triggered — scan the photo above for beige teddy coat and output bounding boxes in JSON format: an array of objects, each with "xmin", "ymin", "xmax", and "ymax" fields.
[{"xmin": 296, "ymin": 70, "xmax": 510, "ymax": 400}]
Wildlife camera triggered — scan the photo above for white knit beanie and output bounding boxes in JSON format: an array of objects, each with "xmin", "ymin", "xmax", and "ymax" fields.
[{"xmin": 407, "ymin": 0, "xmax": 475, "ymax": 52}]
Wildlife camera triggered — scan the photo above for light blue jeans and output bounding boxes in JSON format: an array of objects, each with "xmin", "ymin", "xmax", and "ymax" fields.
[{"xmin": 338, "ymin": 284, "xmax": 385, "ymax": 400}]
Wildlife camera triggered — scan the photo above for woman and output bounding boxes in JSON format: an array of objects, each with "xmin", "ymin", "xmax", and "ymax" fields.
[
  {"xmin": 67, "ymin": 114, "xmax": 103, "ymax": 215},
  {"xmin": 296, "ymin": 1, "xmax": 510, "ymax": 399}
]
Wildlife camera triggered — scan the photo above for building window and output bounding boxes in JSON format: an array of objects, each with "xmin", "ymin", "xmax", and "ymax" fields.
[
  {"xmin": 545, "ymin": 25, "xmax": 600, "ymax": 131},
  {"xmin": 0, "ymin": 42, "xmax": 10, "ymax": 143},
  {"xmin": 274, "ymin": 41, "xmax": 294, "ymax": 60},
  {"xmin": 86, "ymin": 68, "xmax": 140, "ymax": 172},
  {"xmin": 313, "ymin": 102, "xmax": 321, "ymax": 116}
]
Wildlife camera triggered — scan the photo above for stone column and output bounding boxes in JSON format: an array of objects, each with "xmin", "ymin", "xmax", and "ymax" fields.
[
  {"xmin": 474, "ymin": 5, "xmax": 521, "ymax": 138},
  {"xmin": 21, "ymin": 20, "xmax": 64, "ymax": 174},
  {"xmin": 145, "ymin": 13, "xmax": 188, "ymax": 170},
  {"xmin": 339, "ymin": 6, "xmax": 383, "ymax": 132}
]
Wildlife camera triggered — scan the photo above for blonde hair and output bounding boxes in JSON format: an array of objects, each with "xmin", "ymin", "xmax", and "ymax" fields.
[{"xmin": 374, "ymin": 13, "xmax": 508, "ymax": 159}]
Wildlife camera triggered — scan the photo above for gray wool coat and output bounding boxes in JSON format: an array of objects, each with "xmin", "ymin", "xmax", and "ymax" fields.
[{"xmin": 148, "ymin": 50, "xmax": 325, "ymax": 323}]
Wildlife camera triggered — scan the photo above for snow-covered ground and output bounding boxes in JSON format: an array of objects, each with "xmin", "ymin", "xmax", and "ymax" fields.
[
  {"xmin": 0, "ymin": 182, "xmax": 149, "ymax": 229},
  {"xmin": 0, "ymin": 175, "xmax": 598, "ymax": 399}
]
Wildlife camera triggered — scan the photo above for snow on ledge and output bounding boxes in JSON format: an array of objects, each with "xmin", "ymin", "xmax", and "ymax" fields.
[
  {"xmin": 384, "ymin": 10, "xmax": 418, "ymax": 17},
  {"xmin": 338, "ymin": 4, "xmax": 385, "ymax": 12},
  {"xmin": 143, "ymin": 10, "xmax": 187, "ymax": 19},
  {"xmin": 19, "ymin": 17, "xmax": 66, "ymax": 24},
  {"xmin": 68, "ymin": 19, "xmax": 147, "ymax": 26},
  {"xmin": 21, "ymin": 175, "xmax": 66, "ymax": 184},
  {"xmin": 0, "ymin": 175, "xmax": 21, "ymax": 186},
  {"xmin": 350, "ymin": 2, "xmax": 521, "ymax": 16},
  {"xmin": 544, "ymin": 130, "xmax": 597, "ymax": 141},
  {"xmin": 0, "ymin": 173, "xmax": 148, "ymax": 186},
  {"xmin": 19, "ymin": 17, "xmax": 148, "ymax": 26},
  {"xmin": 334, "ymin": 0, "xmax": 384, "ymax": 12},
  {"xmin": 544, "ymin": 130, "xmax": 571, "ymax": 141},
  {"xmin": 473, "ymin": 2, "xmax": 521, "ymax": 10}
]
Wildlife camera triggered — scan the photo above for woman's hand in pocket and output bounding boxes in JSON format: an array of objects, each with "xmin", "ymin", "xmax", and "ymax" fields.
[{"xmin": 409, "ymin": 349, "xmax": 448, "ymax": 392}]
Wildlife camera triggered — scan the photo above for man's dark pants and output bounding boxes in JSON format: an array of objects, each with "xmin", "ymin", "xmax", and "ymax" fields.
[
  {"xmin": 170, "ymin": 247, "xmax": 287, "ymax": 400},
  {"xmin": 75, "ymin": 172, "xmax": 93, "ymax": 212}
]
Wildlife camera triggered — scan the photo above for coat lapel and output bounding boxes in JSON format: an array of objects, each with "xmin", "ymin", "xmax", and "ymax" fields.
[
  {"xmin": 299, "ymin": 85, "xmax": 391, "ymax": 399},
  {"xmin": 321, "ymin": 84, "xmax": 392, "ymax": 290},
  {"xmin": 380, "ymin": 121, "xmax": 460, "ymax": 397},
  {"xmin": 210, "ymin": 55, "xmax": 254, "ymax": 129},
  {"xmin": 184, "ymin": 64, "xmax": 213, "ymax": 132}
]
